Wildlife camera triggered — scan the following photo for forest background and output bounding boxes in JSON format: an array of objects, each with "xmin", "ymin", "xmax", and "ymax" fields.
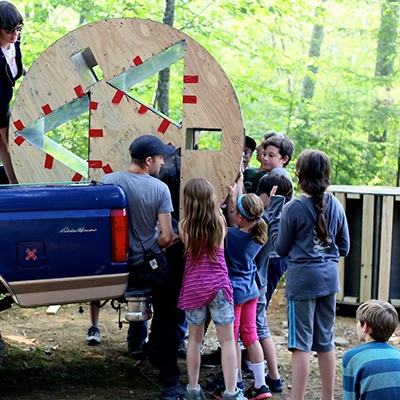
[{"xmin": 8, "ymin": 0, "xmax": 400, "ymax": 187}]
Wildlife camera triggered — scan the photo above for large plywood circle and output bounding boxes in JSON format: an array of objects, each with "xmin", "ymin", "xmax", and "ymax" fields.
[{"xmin": 10, "ymin": 18, "xmax": 244, "ymax": 204}]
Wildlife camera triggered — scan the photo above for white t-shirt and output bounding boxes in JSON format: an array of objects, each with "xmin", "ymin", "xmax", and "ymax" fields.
[{"xmin": 2, "ymin": 43, "xmax": 18, "ymax": 77}]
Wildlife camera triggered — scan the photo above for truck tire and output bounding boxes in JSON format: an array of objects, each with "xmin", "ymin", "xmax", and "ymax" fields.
[{"xmin": 0, "ymin": 333, "xmax": 3, "ymax": 369}]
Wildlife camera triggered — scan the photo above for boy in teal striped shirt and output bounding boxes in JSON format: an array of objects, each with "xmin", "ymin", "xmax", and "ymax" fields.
[{"xmin": 342, "ymin": 300, "xmax": 400, "ymax": 399}]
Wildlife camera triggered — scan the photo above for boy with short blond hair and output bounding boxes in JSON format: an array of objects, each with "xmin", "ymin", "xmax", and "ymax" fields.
[{"xmin": 342, "ymin": 300, "xmax": 400, "ymax": 399}]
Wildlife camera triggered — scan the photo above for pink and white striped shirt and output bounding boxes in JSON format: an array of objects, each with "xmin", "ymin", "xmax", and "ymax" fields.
[{"xmin": 178, "ymin": 246, "xmax": 233, "ymax": 310}]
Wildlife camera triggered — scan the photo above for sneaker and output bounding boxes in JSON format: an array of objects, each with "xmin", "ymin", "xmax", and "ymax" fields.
[
  {"xmin": 213, "ymin": 385, "xmax": 246, "ymax": 400},
  {"xmin": 127, "ymin": 342, "xmax": 144, "ymax": 358},
  {"xmin": 223, "ymin": 388, "xmax": 248, "ymax": 399},
  {"xmin": 184, "ymin": 384, "xmax": 204, "ymax": 400},
  {"xmin": 241, "ymin": 363, "xmax": 254, "ymax": 380},
  {"xmin": 86, "ymin": 325, "xmax": 100, "ymax": 346},
  {"xmin": 160, "ymin": 384, "xmax": 186, "ymax": 400},
  {"xmin": 200, "ymin": 340, "xmax": 205, "ymax": 355},
  {"xmin": 142, "ymin": 341, "xmax": 161, "ymax": 368},
  {"xmin": 244, "ymin": 384, "xmax": 272, "ymax": 400},
  {"xmin": 201, "ymin": 347, "xmax": 222, "ymax": 367},
  {"xmin": 265, "ymin": 374, "xmax": 284, "ymax": 393},
  {"xmin": 207, "ymin": 374, "xmax": 245, "ymax": 392},
  {"xmin": 178, "ymin": 340, "xmax": 187, "ymax": 359},
  {"xmin": 212, "ymin": 387, "xmax": 224, "ymax": 400},
  {"xmin": 207, "ymin": 376, "xmax": 224, "ymax": 392}
]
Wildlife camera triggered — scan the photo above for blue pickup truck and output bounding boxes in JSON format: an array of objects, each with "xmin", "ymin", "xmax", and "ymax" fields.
[{"xmin": 0, "ymin": 179, "xmax": 130, "ymax": 367}]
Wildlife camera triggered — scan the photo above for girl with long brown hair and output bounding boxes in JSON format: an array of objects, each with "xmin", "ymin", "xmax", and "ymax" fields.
[{"xmin": 178, "ymin": 178, "xmax": 246, "ymax": 400}]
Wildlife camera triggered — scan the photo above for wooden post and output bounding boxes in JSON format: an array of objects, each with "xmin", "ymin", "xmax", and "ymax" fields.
[
  {"xmin": 334, "ymin": 191, "xmax": 346, "ymax": 302},
  {"xmin": 360, "ymin": 195, "xmax": 374, "ymax": 302},
  {"xmin": 378, "ymin": 195, "xmax": 394, "ymax": 300}
]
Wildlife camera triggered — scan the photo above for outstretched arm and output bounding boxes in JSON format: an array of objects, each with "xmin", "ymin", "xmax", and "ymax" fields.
[
  {"xmin": 266, "ymin": 189, "xmax": 285, "ymax": 251},
  {"xmin": 226, "ymin": 171, "xmax": 244, "ymax": 227}
]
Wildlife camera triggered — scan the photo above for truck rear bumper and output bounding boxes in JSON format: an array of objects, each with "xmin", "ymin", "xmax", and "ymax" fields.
[{"xmin": 1, "ymin": 273, "xmax": 129, "ymax": 307}]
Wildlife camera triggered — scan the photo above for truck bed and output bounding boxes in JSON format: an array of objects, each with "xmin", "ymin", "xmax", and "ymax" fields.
[{"xmin": 0, "ymin": 183, "xmax": 129, "ymax": 307}]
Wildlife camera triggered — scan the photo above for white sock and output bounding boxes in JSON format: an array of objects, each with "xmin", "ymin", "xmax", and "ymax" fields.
[{"xmin": 252, "ymin": 361, "xmax": 266, "ymax": 389}]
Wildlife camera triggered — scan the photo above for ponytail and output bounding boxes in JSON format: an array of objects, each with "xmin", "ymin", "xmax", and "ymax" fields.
[
  {"xmin": 313, "ymin": 193, "xmax": 330, "ymax": 245},
  {"xmin": 236, "ymin": 194, "xmax": 268, "ymax": 245},
  {"xmin": 248, "ymin": 218, "xmax": 268, "ymax": 245}
]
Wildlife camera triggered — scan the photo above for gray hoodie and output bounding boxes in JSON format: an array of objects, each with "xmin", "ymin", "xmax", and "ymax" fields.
[{"xmin": 268, "ymin": 193, "xmax": 350, "ymax": 300}]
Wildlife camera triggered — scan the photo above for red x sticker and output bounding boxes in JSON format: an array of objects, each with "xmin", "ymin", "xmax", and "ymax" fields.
[{"xmin": 25, "ymin": 248, "xmax": 37, "ymax": 261}]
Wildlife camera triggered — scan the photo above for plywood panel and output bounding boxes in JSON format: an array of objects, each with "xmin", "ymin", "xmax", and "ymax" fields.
[
  {"xmin": 10, "ymin": 139, "xmax": 79, "ymax": 183},
  {"xmin": 10, "ymin": 18, "xmax": 244, "ymax": 207}
]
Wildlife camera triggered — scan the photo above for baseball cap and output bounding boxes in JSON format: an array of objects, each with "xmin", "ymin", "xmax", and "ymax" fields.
[
  {"xmin": 129, "ymin": 135, "xmax": 176, "ymax": 159},
  {"xmin": 245, "ymin": 136, "xmax": 257, "ymax": 153}
]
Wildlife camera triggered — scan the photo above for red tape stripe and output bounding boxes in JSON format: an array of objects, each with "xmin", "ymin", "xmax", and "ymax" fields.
[
  {"xmin": 183, "ymin": 95, "xmax": 197, "ymax": 104},
  {"xmin": 138, "ymin": 104, "xmax": 148, "ymax": 114},
  {"xmin": 89, "ymin": 160, "xmax": 102, "ymax": 168},
  {"xmin": 42, "ymin": 104, "xmax": 52, "ymax": 115},
  {"xmin": 90, "ymin": 101, "xmax": 98, "ymax": 110},
  {"xmin": 184, "ymin": 75, "xmax": 199, "ymax": 83},
  {"xmin": 14, "ymin": 135, "xmax": 25, "ymax": 146},
  {"xmin": 72, "ymin": 173, "xmax": 83, "ymax": 182},
  {"xmin": 112, "ymin": 90, "xmax": 125, "ymax": 105},
  {"xmin": 89, "ymin": 129, "xmax": 103, "ymax": 137},
  {"xmin": 14, "ymin": 119, "xmax": 24, "ymax": 131},
  {"xmin": 102, "ymin": 164, "xmax": 113, "ymax": 174},
  {"xmin": 44, "ymin": 154, "xmax": 54, "ymax": 170},
  {"xmin": 158, "ymin": 119, "xmax": 171, "ymax": 134},
  {"xmin": 133, "ymin": 56, "xmax": 143, "ymax": 66},
  {"xmin": 74, "ymin": 85, "xmax": 85, "ymax": 98}
]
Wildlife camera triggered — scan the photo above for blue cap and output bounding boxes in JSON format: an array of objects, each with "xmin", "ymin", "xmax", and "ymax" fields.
[{"xmin": 129, "ymin": 135, "xmax": 176, "ymax": 159}]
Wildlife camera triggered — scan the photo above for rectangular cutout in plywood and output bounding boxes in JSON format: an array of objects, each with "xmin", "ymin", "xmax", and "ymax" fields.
[
  {"xmin": 71, "ymin": 47, "xmax": 104, "ymax": 88},
  {"xmin": 186, "ymin": 128, "xmax": 222, "ymax": 151}
]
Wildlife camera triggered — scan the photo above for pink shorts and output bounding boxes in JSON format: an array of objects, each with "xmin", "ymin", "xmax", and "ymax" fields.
[{"xmin": 234, "ymin": 297, "xmax": 259, "ymax": 348}]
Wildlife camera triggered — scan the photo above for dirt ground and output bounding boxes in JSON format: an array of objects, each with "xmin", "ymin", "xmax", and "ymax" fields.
[{"xmin": 0, "ymin": 284, "xmax": 396, "ymax": 400}]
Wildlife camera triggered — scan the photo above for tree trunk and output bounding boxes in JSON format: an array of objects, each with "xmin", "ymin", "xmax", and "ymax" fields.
[
  {"xmin": 300, "ymin": 3, "xmax": 326, "ymax": 100},
  {"xmin": 153, "ymin": 0, "xmax": 175, "ymax": 116},
  {"xmin": 375, "ymin": 0, "xmax": 399, "ymax": 77},
  {"xmin": 369, "ymin": 0, "xmax": 399, "ymax": 145}
]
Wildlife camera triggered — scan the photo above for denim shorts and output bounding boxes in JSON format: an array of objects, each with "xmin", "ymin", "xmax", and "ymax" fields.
[{"xmin": 185, "ymin": 289, "xmax": 234, "ymax": 327}]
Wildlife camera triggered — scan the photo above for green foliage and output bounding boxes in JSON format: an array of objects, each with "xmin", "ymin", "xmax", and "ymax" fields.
[{"xmin": 10, "ymin": 0, "xmax": 400, "ymax": 186}]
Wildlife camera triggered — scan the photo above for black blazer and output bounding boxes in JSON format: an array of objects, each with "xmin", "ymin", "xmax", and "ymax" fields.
[{"xmin": 0, "ymin": 40, "xmax": 23, "ymax": 108}]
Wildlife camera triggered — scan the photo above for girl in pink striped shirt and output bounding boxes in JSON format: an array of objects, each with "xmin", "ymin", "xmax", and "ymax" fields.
[{"xmin": 178, "ymin": 178, "xmax": 246, "ymax": 400}]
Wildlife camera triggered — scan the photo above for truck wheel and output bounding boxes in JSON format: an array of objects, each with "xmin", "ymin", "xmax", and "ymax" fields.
[{"xmin": 0, "ymin": 333, "xmax": 3, "ymax": 369}]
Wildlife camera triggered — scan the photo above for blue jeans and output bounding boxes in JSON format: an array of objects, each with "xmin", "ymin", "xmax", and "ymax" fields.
[
  {"xmin": 177, "ymin": 312, "xmax": 187, "ymax": 342},
  {"xmin": 128, "ymin": 251, "xmax": 182, "ymax": 389},
  {"xmin": 256, "ymin": 285, "xmax": 271, "ymax": 340},
  {"xmin": 165, "ymin": 240, "xmax": 187, "ymax": 344},
  {"xmin": 266, "ymin": 257, "xmax": 288, "ymax": 309},
  {"xmin": 127, "ymin": 320, "xmax": 148, "ymax": 347},
  {"xmin": 149, "ymin": 276, "xmax": 182, "ymax": 388}
]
